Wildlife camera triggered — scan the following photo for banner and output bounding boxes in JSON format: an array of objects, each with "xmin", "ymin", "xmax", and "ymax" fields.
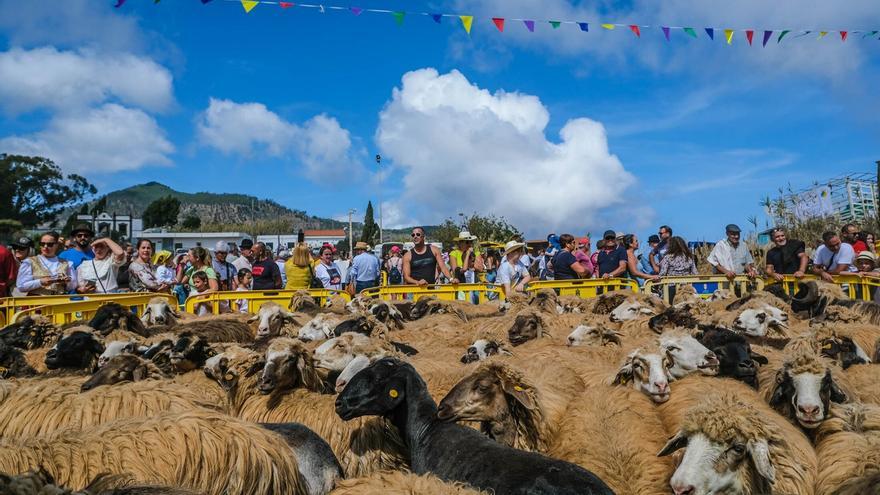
[{"xmin": 793, "ymin": 186, "xmax": 834, "ymax": 220}]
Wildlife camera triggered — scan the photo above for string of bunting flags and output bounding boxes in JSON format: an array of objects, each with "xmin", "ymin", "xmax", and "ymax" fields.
[{"xmin": 114, "ymin": 0, "xmax": 880, "ymax": 45}]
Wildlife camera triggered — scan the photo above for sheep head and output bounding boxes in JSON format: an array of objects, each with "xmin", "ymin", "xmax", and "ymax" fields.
[
  {"xmin": 461, "ymin": 338, "xmax": 512, "ymax": 363},
  {"xmin": 89, "ymin": 302, "xmax": 149, "ymax": 337},
  {"xmin": 566, "ymin": 324, "xmax": 621, "ymax": 347},
  {"xmin": 169, "ymin": 332, "xmax": 216, "ymax": 372},
  {"xmin": 660, "ymin": 331, "xmax": 719, "ymax": 378},
  {"xmin": 0, "ymin": 340, "xmax": 36, "ymax": 379},
  {"xmin": 0, "ymin": 315, "xmax": 59, "ymax": 350},
  {"xmin": 203, "ymin": 346, "xmax": 264, "ymax": 393},
  {"xmin": 335, "ymin": 357, "xmax": 411, "ymax": 421},
  {"xmin": 248, "ymin": 302, "xmax": 298, "ymax": 339},
  {"xmin": 732, "ymin": 305, "xmax": 789, "ymax": 337},
  {"xmin": 648, "ymin": 304, "xmax": 699, "ymax": 333},
  {"xmin": 698, "ymin": 327, "xmax": 767, "ymax": 389},
  {"xmin": 816, "ymin": 333, "xmax": 871, "ymax": 369},
  {"xmin": 140, "ymin": 297, "xmax": 180, "ymax": 326},
  {"xmin": 507, "ymin": 311, "xmax": 546, "ymax": 346},
  {"xmin": 288, "ymin": 290, "xmax": 320, "ymax": 315},
  {"xmin": 259, "ymin": 338, "xmax": 325, "ymax": 394},
  {"xmin": 658, "ymin": 393, "xmax": 777, "ymax": 495},
  {"xmin": 313, "ymin": 332, "xmax": 373, "ymax": 371},
  {"xmin": 98, "ymin": 340, "xmax": 139, "ymax": 368},
  {"xmin": 610, "ymin": 299, "xmax": 660, "ymax": 322},
  {"xmin": 613, "ymin": 348, "xmax": 674, "ymax": 403},
  {"xmin": 81, "ymin": 354, "xmax": 165, "ymax": 392},
  {"xmin": 45, "ymin": 330, "xmax": 104, "ymax": 372},
  {"xmin": 769, "ymin": 350, "xmax": 848, "ymax": 429},
  {"xmin": 527, "ymin": 289, "xmax": 561, "ymax": 314}
]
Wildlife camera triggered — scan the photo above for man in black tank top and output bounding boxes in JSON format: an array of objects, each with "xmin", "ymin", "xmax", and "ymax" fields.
[{"xmin": 403, "ymin": 227, "xmax": 458, "ymax": 286}]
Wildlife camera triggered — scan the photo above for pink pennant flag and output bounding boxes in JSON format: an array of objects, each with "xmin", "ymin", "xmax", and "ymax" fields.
[
  {"xmin": 746, "ymin": 30, "xmax": 754, "ymax": 45},
  {"xmin": 492, "ymin": 18, "xmax": 505, "ymax": 32},
  {"xmin": 523, "ymin": 20, "xmax": 535, "ymax": 32},
  {"xmin": 349, "ymin": 6, "xmax": 362, "ymax": 15},
  {"xmin": 629, "ymin": 25, "xmax": 641, "ymax": 38},
  {"xmin": 279, "ymin": 2, "xmax": 294, "ymax": 8},
  {"xmin": 661, "ymin": 26, "xmax": 670, "ymax": 41},
  {"xmin": 840, "ymin": 31, "xmax": 848, "ymax": 41},
  {"xmin": 114, "ymin": 0, "xmax": 126, "ymax": 7}
]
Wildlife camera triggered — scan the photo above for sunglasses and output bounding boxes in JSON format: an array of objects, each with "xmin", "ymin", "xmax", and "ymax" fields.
[
  {"xmin": 411, "ymin": 233, "xmax": 423, "ymax": 238},
  {"xmin": 75, "ymin": 233, "xmax": 91, "ymax": 239},
  {"xmin": 40, "ymin": 242, "xmax": 56, "ymax": 247}
]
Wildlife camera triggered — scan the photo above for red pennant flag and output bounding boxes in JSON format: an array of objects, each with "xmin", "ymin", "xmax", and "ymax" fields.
[
  {"xmin": 746, "ymin": 30, "xmax": 754, "ymax": 45},
  {"xmin": 629, "ymin": 25, "xmax": 641, "ymax": 38},
  {"xmin": 279, "ymin": 2, "xmax": 294, "ymax": 7},
  {"xmin": 492, "ymin": 18, "xmax": 505, "ymax": 32},
  {"xmin": 840, "ymin": 31, "xmax": 848, "ymax": 41}
]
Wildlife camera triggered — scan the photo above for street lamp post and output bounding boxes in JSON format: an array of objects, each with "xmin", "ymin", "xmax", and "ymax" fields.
[
  {"xmin": 348, "ymin": 208, "xmax": 356, "ymax": 255},
  {"xmin": 376, "ymin": 154, "xmax": 383, "ymax": 244}
]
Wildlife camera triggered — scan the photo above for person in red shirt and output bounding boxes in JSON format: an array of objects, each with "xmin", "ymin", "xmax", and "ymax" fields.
[
  {"xmin": 0, "ymin": 244, "xmax": 17, "ymax": 296},
  {"xmin": 842, "ymin": 223, "xmax": 868, "ymax": 253}
]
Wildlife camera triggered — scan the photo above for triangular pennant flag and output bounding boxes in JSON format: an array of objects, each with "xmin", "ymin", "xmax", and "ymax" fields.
[
  {"xmin": 818, "ymin": 31, "xmax": 828, "ymax": 38},
  {"xmin": 777, "ymin": 30, "xmax": 791, "ymax": 42},
  {"xmin": 241, "ymin": 0, "xmax": 258, "ymax": 13},
  {"xmin": 280, "ymin": 2, "xmax": 294, "ymax": 8},
  {"xmin": 201, "ymin": 0, "xmax": 214, "ymax": 4},
  {"xmin": 601, "ymin": 23, "xmax": 615, "ymax": 30},
  {"xmin": 154, "ymin": 0, "xmax": 160, "ymax": 3},
  {"xmin": 683, "ymin": 27, "xmax": 697, "ymax": 38},
  {"xmin": 392, "ymin": 11, "xmax": 405, "ymax": 25},
  {"xmin": 349, "ymin": 6, "xmax": 362, "ymax": 15},
  {"xmin": 794, "ymin": 30, "xmax": 812, "ymax": 38},
  {"xmin": 863, "ymin": 30, "xmax": 879, "ymax": 38},
  {"xmin": 839, "ymin": 31, "xmax": 848, "ymax": 41},
  {"xmin": 492, "ymin": 18, "xmax": 505, "ymax": 32},
  {"xmin": 431, "ymin": 14, "xmax": 442, "ymax": 24},
  {"xmin": 460, "ymin": 15, "xmax": 473, "ymax": 34},
  {"xmin": 724, "ymin": 29, "xmax": 734, "ymax": 44},
  {"xmin": 578, "ymin": 22, "xmax": 589, "ymax": 32},
  {"xmin": 746, "ymin": 30, "xmax": 754, "ymax": 45},
  {"xmin": 705, "ymin": 27, "xmax": 714, "ymax": 39},
  {"xmin": 762, "ymin": 30, "xmax": 773, "ymax": 47},
  {"xmin": 524, "ymin": 20, "xmax": 535, "ymax": 32},
  {"xmin": 661, "ymin": 26, "xmax": 670, "ymax": 41},
  {"xmin": 114, "ymin": 0, "xmax": 126, "ymax": 7},
  {"xmin": 549, "ymin": 21, "xmax": 561, "ymax": 29},
  {"xmin": 629, "ymin": 25, "xmax": 641, "ymax": 37}
]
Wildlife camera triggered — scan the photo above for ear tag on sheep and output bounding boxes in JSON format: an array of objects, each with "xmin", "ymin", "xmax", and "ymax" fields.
[
  {"xmin": 822, "ymin": 343, "xmax": 832, "ymax": 350},
  {"xmin": 388, "ymin": 389, "xmax": 399, "ymax": 398},
  {"xmin": 514, "ymin": 385, "xmax": 524, "ymax": 391},
  {"xmin": 224, "ymin": 373, "xmax": 234, "ymax": 381}
]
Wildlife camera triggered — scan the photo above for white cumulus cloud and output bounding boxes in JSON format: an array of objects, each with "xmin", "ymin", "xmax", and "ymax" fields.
[
  {"xmin": 196, "ymin": 98, "xmax": 362, "ymax": 182},
  {"xmin": 376, "ymin": 68, "xmax": 636, "ymax": 235},
  {"xmin": 0, "ymin": 103, "xmax": 174, "ymax": 174},
  {"xmin": 0, "ymin": 46, "xmax": 174, "ymax": 115}
]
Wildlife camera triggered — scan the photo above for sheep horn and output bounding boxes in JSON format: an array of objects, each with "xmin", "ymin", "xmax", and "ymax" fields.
[{"xmin": 791, "ymin": 281, "xmax": 819, "ymax": 306}]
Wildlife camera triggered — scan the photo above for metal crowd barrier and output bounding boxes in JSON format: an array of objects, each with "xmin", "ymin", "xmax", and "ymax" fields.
[
  {"xmin": 525, "ymin": 278, "xmax": 639, "ymax": 299},
  {"xmin": 7, "ymin": 293, "xmax": 177, "ymax": 326},
  {"xmin": 184, "ymin": 289, "xmax": 350, "ymax": 315},
  {"xmin": 0, "ymin": 293, "xmax": 164, "ymax": 327},
  {"xmin": 643, "ymin": 276, "xmax": 765, "ymax": 304},
  {"xmin": 359, "ymin": 283, "xmax": 505, "ymax": 304},
  {"xmin": 763, "ymin": 274, "xmax": 880, "ymax": 302},
  {"xmin": 762, "ymin": 275, "xmax": 818, "ymax": 297}
]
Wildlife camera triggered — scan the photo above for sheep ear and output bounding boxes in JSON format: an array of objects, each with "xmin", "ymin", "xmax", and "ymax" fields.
[
  {"xmin": 140, "ymin": 307, "xmax": 151, "ymax": 323},
  {"xmin": 770, "ymin": 370, "xmax": 791, "ymax": 407},
  {"xmin": 170, "ymin": 306, "xmax": 181, "ymax": 318},
  {"xmin": 501, "ymin": 379, "xmax": 537, "ymax": 410},
  {"xmin": 132, "ymin": 363, "xmax": 149, "ymax": 382},
  {"xmin": 750, "ymin": 350, "xmax": 768, "ymax": 365},
  {"xmin": 828, "ymin": 373, "xmax": 848, "ymax": 403},
  {"xmin": 747, "ymin": 439, "xmax": 776, "ymax": 484},
  {"xmin": 657, "ymin": 431, "xmax": 688, "ymax": 457},
  {"xmin": 612, "ymin": 361, "xmax": 634, "ymax": 386},
  {"xmin": 245, "ymin": 359, "xmax": 265, "ymax": 378},
  {"xmin": 247, "ymin": 314, "xmax": 259, "ymax": 323}
]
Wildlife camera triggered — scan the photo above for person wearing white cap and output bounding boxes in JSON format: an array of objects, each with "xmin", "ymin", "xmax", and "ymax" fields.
[
  {"xmin": 212, "ymin": 240, "xmax": 238, "ymax": 291},
  {"xmin": 497, "ymin": 240, "xmax": 532, "ymax": 294},
  {"xmin": 449, "ymin": 230, "xmax": 484, "ymax": 283}
]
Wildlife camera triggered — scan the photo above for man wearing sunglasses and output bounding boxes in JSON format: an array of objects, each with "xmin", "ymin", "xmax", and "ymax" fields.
[
  {"xmin": 59, "ymin": 223, "xmax": 95, "ymax": 270},
  {"xmin": 402, "ymin": 227, "xmax": 458, "ymax": 286},
  {"xmin": 16, "ymin": 231, "xmax": 76, "ymax": 296}
]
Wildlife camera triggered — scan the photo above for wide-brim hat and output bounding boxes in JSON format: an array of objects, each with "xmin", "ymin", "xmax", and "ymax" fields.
[
  {"xmin": 70, "ymin": 223, "xmax": 95, "ymax": 236},
  {"xmin": 153, "ymin": 250, "xmax": 172, "ymax": 265},
  {"xmin": 503, "ymin": 240, "xmax": 526, "ymax": 256},
  {"xmin": 454, "ymin": 231, "xmax": 478, "ymax": 242},
  {"xmin": 354, "ymin": 241, "xmax": 370, "ymax": 251},
  {"xmin": 856, "ymin": 251, "xmax": 877, "ymax": 262}
]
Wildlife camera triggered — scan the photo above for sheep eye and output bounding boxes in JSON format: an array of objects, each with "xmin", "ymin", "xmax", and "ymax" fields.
[
  {"xmin": 666, "ymin": 345, "xmax": 680, "ymax": 352},
  {"xmin": 729, "ymin": 443, "xmax": 746, "ymax": 456}
]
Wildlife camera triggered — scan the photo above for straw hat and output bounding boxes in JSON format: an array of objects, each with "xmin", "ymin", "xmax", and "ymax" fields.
[
  {"xmin": 454, "ymin": 231, "xmax": 478, "ymax": 242},
  {"xmin": 503, "ymin": 240, "xmax": 526, "ymax": 256},
  {"xmin": 152, "ymin": 250, "xmax": 172, "ymax": 265},
  {"xmin": 354, "ymin": 241, "xmax": 370, "ymax": 251},
  {"xmin": 856, "ymin": 251, "xmax": 876, "ymax": 262}
]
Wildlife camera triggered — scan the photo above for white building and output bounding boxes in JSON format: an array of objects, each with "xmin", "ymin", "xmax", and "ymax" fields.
[
  {"xmin": 139, "ymin": 228, "xmax": 252, "ymax": 254},
  {"xmin": 257, "ymin": 229, "xmax": 347, "ymax": 253},
  {"xmin": 76, "ymin": 212, "xmax": 144, "ymax": 241}
]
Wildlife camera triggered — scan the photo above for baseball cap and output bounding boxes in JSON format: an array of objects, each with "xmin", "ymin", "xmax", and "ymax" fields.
[
  {"xmin": 239, "ymin": 239, "xmax": 254, "ymax": 249},
  {"xmin": 726, "ymin": 224, "xmax": 742, "ymax": 233},
  {"xmin": 603, "ymin": 230, "xmax": 616, "ymax": 240},
  {"xmin": 11, "ymin": 236, "xmax": 34, "ymax": 249},
  {"xmin": 647, "ymin": 234, "xmax": 661, "ymax": 243}
]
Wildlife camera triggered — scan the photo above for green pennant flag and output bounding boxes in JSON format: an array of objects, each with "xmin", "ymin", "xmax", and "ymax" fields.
[
  {"xmin": 863, "ymin": 30, "xmax": 879, "ymax": 38},
  {"xmin": 777, "ymin": 30, "xmax": 791, "ymax": 43},
  {"xmin": 683, "ymin": 27, "xmax": 697, "ymax": 38},
  {"xmin": 392, "ymin": 11, "xmax": 405, "ymax": 25},
  {"xmin": 549, "ymin": 21, "xmax": 561, "ymax": 29}
]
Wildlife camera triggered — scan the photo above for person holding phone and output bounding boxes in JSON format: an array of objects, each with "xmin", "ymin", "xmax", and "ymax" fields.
[
  {"xmin": 76, "ymin": 234, "xmax": 126, "ymax": 294},
  {"xmin": 16, "ymin": 231, "xmax": 76, "ymax": 296}
]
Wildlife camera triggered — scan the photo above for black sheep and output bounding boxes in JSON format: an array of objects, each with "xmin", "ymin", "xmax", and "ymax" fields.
[
  {"xmin": 89, "ymin": 302, "xmax": 150, "ymax": 337},
  {"xmin": 335, "ymin": 358, "xmax": 615, "ymax": 495},
  {"xmin": 332, "ymin": 316, "xmax": 376, "ymax": 337},
  {"xmin": 44, "ymin": 331, "xmax": 104, "ymax": 372},
  {"xmin": 697, "ymin": 326, "xmax": 767, "ymax": 389},
  {"xmin": 647, "ymin": 304, "xmax": 699, "ymax": 333},
  {"xmin": 260, "ymin": 422, "xmax": 343, "ymax": 495},
  {"xmin": 0, "ymin": 340, "xmax": 37, "ymax": 378},
  {"xmin": 0, "ymin": 316, "xmax": 57, "ymax": 349}
]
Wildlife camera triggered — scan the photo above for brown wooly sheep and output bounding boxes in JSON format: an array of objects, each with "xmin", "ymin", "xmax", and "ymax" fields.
[
  {"xmin": 0, "ymin": 410, "xmax": 306, "ymax": 495},
  {"xmin": 0, "ymin": 315, "xmax": 61, "ymax": 350},
  {"xmin": 507, "ymin": 309, "xmax": 550, "ymax": 346},
  {"xmin": 80, "ymin": 354, "xmax": 167, "ymax": 392},
  {"xmin": 527, "ymin": 289, "xmax": 562, "ymax": 314},
  {"xmin": 205, "ymin": 346, "xmax": 407, "ymax": 478},
  {"xmin": 0, "ymin": 376, "xmax": 219, "ymax": 440},
  {"xmin": 259, "ymin": 338, "xmax": 328, "ymax": 397},
  {"xmin": 289, "ymin": 290, "xmax": 321, "ymax": 315},
  {"xmin": 784, "ymin": 325, "xmax": 874, "ymax": 370},
  {"xmin": 812, "ymin": 402, "xmax": 880, "ymax": 495},
  {"xmin": 330, "ymin": 471, "xmax": 487, "ymax": 495},
  {"xmin": 0, "ymin": 470, "xmax": 197, "ymax": 495},
  {"xmin": 658, "ymin": 391, "xmax": 817, "ymax": 495},
  {"xmin": 169, "ymin": 316, "xmax": 254, "ymax": 343},
  {"xmin": 549, "ymin": 385, "xmax": 673, "ymax": 495}
]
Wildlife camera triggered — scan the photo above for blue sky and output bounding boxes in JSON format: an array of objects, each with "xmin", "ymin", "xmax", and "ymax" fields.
[{"xmin": 1, "ymin": 0, "xmax": 877, "ymax": 241}]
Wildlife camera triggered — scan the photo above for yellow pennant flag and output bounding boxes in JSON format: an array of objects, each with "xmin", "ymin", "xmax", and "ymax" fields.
[
  {"xmin": 818, "ymin": 31, "xmax": 828, "ymax": 38},
  {"xmin": 724, "ymin": 29, "xmax": 734, "ymax": 44},
  {"xmin": 241, "ymin": 0, "xmax": 258, "ymax": 13},
  {"xmin": 601, "ymin": 23, "xmax": 615, "ymax": 30},
  {"xmin": 460, "ymin": 15, "xmax": 473, "ymax": 34}
]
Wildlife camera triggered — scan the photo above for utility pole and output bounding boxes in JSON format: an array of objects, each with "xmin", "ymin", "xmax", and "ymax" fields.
[
  {"xmin": 376, "ymin": 154, "xmax": 383, "ymax": 244},
  {"xmin": 348, "ymin": 208, "xmax": 356, "ymax": 255}
]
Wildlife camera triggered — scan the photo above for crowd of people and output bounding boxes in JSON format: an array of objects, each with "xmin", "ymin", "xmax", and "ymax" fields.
[{"xmin": 0, "ymin": 220, "xmax": 875, "ymax": 304}]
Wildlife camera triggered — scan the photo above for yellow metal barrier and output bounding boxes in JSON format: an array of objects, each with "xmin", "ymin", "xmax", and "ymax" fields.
[
  {"xmin": 763, "ymin": 275, "xmax": 818, "ymax": 297},
  {"xmin": 359, "ymin": 283, "xmax": 505, "ymax": 304},
  {"xmin": 644, "ymin": 276, "xmax": 764, "ymax": 304},
  {"xmin": 8, "ymin": 293, "xmax": 177, "ymax": 326},
  {"xmin": 830, "ymin": 274, "xmax": 880, "ymax": 301},
  {"xmin": 0, "ymin": 293, "xmax": 166, "ymax": 328},
  {"xmin": 525, "ymin": 278, "xmax": 639, "ymax": 299},
  {"xmin": 184, "ymin": 289, "xmax": 351, "ymax": 315}
]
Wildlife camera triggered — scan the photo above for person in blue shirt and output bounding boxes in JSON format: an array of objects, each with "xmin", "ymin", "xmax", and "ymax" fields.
[
  {"xmin": 596, "ymin": 230, "xmax": 628, "ymax": 279},
  {"xmin": 348, "ymin": 241, "xmax": 381, "ymax": 293},
  {"xmin": 58, "ymin": 223, "xmax": 95, "ymax": 270}
]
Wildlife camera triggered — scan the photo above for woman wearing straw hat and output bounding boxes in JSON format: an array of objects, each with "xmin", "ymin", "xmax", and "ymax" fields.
[
  {"xmin": 449, "ymin": 230, "xmax": 484, "ymax": 283},
  {"xmin": 497, "ymin": 240, "xmax": 532, "ymax": 294}
]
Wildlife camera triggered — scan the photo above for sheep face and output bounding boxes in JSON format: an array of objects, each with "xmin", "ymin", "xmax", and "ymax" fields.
[
  {"xmin": 819, "ymin": 336, "xmax": 870, "ymax": 369},
  {"xmin": 0, "ymin": 316, "xmax": 57, "ymax": 349},
  {"xmin": 169, "ymin": 333, "xmax": 215, "ymax": 372},
  {"xmin": 140, "ymin": 297, "xmax": 179, "ymax": 326},
  {"xmin": 732, "ymin": 306, "xmax": 789, "ymax": 337},
  {"xmin": 203, "ymin": 352, "xmax": 264, "ymax": 392},
  {"xmin": 298, "ymin": 314, "xmax": 336, "ymax": 342},
  {"xmin": 335, "ymin": 355, "xmax": 371, "ymax": 393},
  {"xmin": 98, "ymin": 340, "xmax": 138, "ymax": 368},
  {"xmin": 648, "ymin": 304, "xmax": 699, "ymax": 333},
  {"xmin": 613, "ymin": 350, "xmax": 673, "ymax": 403},
  {"xmin": 437, "ymin": 366, "xmax": 535, "ymax": 424},
  {"xmin": 313, "ymin": 333, "xmax": 372, "ymax": 371},
  {"xmin": 507, "ymin": 313, "xmax": 544, "ymax": 346},
  {"xmin": 770, "ymin": 366, "xmax": 847, "ymax": 429},
  {"xmin": 81, "ymin": 354, "xmax": 159, "ymax": 392},
  {"xmin": 332, "ymin": 316, "xmax": 376, "ymax": 337},
  {"xmin": 658, "ymin": 432, "xmax": 775, "ymax": 495},
  {"xmin": 609, "ymin": 300, "xmax": 656, "ymax": 322},
  {"xmin": 248, "ymin": 303, "xmax": 296, "ymax": 339},
  {"xmin": 89, "ymin": 303, "xmax": 147, "ymax": 337},
  {"xmin": 259, "ymin": 341, "xmax": 321, "ymax": 394},
  {"xmin": 0, "ymin": 340, "xmax": 36, "ymax": 378},
  {"xmin": 408, "ymin": 298, "xmax": 438, "ymax": 320},
  {"xmin": 335, "ymin": 357, "xmax": 408, "ymax": 421},
  {"xmin": 370, "ymin": 301, "xmax": 405, "ymax": 329},
  {"xmin": 709, "ymin": 289, "xmax": 733, "ymax": 301},
  {"xmin": 566, "ymin": 325, "xmax": 621, "ymax": 347},
  {"xmin": 45, "ymin": 331, "xmax": 104, "ymax": 371},
  {"xmin": 660, "ymin": 333, "xmax": 719, "ymax": 378},
  {"xmin": 699, "ymin": 328, "xmax": 767, "ymax": 389},
  {"xmin": 461, "ymin": 339, "xmax": 510, "ymax": 363}
]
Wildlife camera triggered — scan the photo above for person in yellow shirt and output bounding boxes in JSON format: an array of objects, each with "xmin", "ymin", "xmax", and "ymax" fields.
[{"xmin": 285, "ymin": 243, "xmax": 314, "ymax": 290}]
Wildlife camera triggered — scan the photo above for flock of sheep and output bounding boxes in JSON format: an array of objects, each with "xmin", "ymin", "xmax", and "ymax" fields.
[{"xmin": 0, "ymin": 281, "xmax": 879, "ymax": 495}]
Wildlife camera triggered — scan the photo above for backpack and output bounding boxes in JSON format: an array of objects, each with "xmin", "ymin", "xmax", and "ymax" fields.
[{"xmin": 388, "ymin": 260, "xmax": 403, "ymax": 284}]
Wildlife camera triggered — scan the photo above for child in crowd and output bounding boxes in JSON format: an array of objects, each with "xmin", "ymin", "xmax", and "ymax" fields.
[
  {"xmin": 235, "ymin": 268, "xmax": 252, "ymax": 314},
  {"xmin": 154, "ymin": 251, "xmax": 176, "ymax": 285},
  {"xmin": 190, "ymin": 270, "xmax": 212, "ymax": 316}
]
